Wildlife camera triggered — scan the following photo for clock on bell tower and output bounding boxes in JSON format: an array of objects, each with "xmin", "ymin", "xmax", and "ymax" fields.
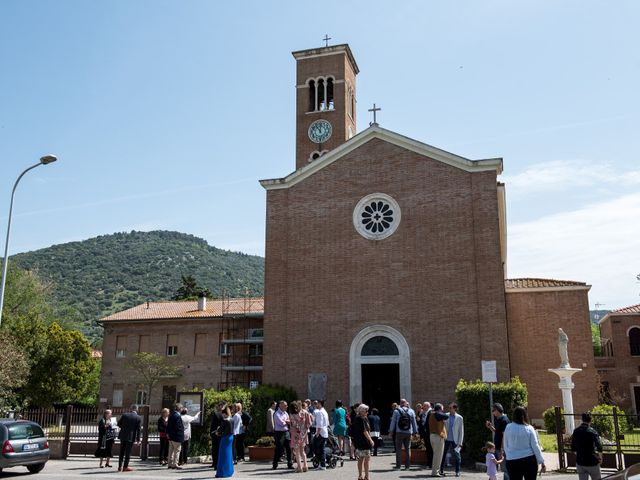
[{"xmin": 292, "ymin": 43, "xmax": 359, "ymax": 169}]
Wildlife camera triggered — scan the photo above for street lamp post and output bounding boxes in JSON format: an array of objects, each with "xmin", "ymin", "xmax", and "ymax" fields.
[{"xmin": 0, "ymin": 154, "xmax": 58, "ymax": 328}]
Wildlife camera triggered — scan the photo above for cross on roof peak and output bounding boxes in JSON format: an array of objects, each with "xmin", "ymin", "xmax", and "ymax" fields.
[
  {"xmin": 323, "ymin": 34, "xmax": 331, "ymax": 48},
  {"xmin": 368, "ymin": 103, "xmax": 381, "ymax": 126}
]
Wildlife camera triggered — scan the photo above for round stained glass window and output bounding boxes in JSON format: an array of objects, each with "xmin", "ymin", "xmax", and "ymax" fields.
[{"xmin": 353, "ymin": 193, "xmax": 401, "ymax": 240}]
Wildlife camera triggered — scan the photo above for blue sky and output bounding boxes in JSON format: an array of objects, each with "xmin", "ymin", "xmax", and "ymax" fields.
[{"xmin": 1, "ymin": 0, "xmax": 638, "ymax": 309}]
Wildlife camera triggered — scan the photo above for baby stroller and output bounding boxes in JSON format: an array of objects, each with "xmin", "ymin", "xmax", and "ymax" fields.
[{"xmin": 312, "ymin": 426, "xmax": 344, "ymax": 469}]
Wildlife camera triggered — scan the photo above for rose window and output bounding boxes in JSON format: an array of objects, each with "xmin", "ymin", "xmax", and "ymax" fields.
[
  {"xmin": 361, "ymin": 200, "xmax": 393, "ymax": 233},
  {"xmin": 353, "ymin": 193, "xmax": 401, "ymax": 240}
]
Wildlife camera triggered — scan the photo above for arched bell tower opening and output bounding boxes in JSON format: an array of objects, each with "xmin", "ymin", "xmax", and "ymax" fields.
[{"xmin": 349, "ymin": 325, "xmax": 411, "ymax": 433}]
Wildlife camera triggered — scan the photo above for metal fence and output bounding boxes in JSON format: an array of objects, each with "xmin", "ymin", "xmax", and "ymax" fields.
[
  {"xmin": 555, "ymin": 406, "xmax": 640, "ymax": 471},
  {"xmin": 4, "ymin": 405, "xmax": 164, "ymax": 459}
]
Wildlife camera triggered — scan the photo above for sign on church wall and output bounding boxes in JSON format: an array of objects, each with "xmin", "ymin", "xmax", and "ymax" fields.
[{"xmin": 308, "ymin": 373, "xmax": 327, "ymax": 400}]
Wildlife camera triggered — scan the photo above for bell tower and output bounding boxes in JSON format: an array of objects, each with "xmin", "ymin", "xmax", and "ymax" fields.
[{"xmin": 292, "ymin": 43, "xmax": 359, "ymax": 169}]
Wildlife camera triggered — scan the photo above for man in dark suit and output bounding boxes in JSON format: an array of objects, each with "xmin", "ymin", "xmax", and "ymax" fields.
[
  {"xmin": 209, "ymin": 400, "xmax": 227, "ymax": 469},
  {"xmin": 167, "ymin": 403, "xmax": 185, "ymax": 469},
  {"xmin": 117, "ymin": 404, "xmax": 142, "ymax": 472}
]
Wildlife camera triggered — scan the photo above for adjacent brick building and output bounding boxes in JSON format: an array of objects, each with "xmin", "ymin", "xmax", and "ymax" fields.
[
  {"xmin": 99, "ymin": 297, "xmax": 263, "ymax": 409},
  {"xmin": 596, "ymin": 305, "xmax": 640, "ymax": 412},
  {"xmin": 98, "ymin": 42, "xmax": 599, "ymax": 421}
]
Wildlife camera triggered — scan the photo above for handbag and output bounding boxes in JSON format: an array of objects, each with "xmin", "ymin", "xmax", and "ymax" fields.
[{"xmin": 106, "ymin": 428, "xmax": 116, "ymax": 441}]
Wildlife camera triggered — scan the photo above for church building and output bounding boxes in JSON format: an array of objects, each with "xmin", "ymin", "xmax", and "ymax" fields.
[
  {"xmin": 99, "ymin": 42, "xmax": 600, "ymax": 424},
  {"xmin": 259, "ymin": 43, "xmax": 599, "ymax": 422}
]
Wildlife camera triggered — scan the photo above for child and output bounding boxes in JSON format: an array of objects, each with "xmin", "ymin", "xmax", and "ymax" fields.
[{"xmin": 485, "ymin": 441, "xmax": 503, "ymax": 480}]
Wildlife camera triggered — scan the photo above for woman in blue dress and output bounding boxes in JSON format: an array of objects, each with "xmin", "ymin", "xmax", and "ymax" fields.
[
  {"xmin": 333, "ymin": 400, "xmax": 348, "ymax": 456},
  {"xmin": 216, "ymin": 406, "xmax": 234, "ymax": 478}
]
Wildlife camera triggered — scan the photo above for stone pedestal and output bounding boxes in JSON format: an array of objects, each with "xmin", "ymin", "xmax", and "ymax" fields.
[{"xmin": 548, "ymin": 367, "xmax": 582, "ymax": 434}]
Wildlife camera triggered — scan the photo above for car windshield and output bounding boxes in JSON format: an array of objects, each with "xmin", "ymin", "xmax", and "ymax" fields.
[{"xmin": 7, "ymin": 423, "xmax": 45, "ymax": 440}]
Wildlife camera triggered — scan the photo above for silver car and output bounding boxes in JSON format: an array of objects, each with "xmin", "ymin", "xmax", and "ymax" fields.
[{"xmin": 0, "ymin": 419, "xmax": 50, "ymax": 474}]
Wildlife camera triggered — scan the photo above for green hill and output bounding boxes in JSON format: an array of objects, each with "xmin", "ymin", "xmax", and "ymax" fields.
[{"xmin": 12, "ymin": 231, "xmax": 264, "ymax": 341}]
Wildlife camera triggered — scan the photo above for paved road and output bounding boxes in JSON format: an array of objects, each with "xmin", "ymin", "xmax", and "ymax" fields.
[{"xmin": 0, "ymin": 453, "xmax": 582, "ymax": 480}]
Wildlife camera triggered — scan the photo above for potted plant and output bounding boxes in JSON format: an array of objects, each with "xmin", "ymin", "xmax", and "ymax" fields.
[
  {"xmin": 400, "ymin": 435, "xmax": 428, "ymax": 465},
  {"xmin": 248, "ymin": 436, "xmax": 276, "ymax": 461}
]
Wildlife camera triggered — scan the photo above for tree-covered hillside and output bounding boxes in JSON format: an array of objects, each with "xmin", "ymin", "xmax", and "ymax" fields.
[{"xmin": 12, "ymin": 231, "xmax": 264, "ymax": 341}]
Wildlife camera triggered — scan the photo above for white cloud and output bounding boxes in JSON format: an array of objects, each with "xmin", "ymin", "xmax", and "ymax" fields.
[
  {"xmin": 502, "ymin": 160, "xmax": 640, "ymax": 193},
  {"xmin": 508, "ymin": 192, "xmax": 640, "ymax": 309}
]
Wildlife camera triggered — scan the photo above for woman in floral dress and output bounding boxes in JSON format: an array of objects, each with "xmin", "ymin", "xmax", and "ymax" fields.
[{"xmin": 290, "ymin": 400, "xmax": 312, "ymax": 472}]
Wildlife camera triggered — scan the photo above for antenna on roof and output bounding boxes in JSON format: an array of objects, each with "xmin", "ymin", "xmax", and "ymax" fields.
[
  {"xmin": 594, "ymin": 302, "xmax": 605, "ymax": 321},
  {"xmin": 146, "ymin": 300, "xmax": 149, "ymax": 309}
]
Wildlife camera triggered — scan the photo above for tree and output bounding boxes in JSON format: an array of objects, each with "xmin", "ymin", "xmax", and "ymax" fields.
[
  {"xmin": 0, "ymin": 264, "xmax": 100, "ymax": 407},
  {"xmin": 591, "ymin": 322, "xmax": 602, "ymax": 356},
  {"xmin": 75, "ymin": 356, "xmax": 102, "ymax": 407},
  {"xmin": 0, "ymin": 333, "xmax": 29, "ymax": 409},
  {"xmin": 24, "ymin": 323, "xmax": 95, "ymax": 407},
  {"xmin": 172, "ymin": 274, "xmax": 212, "ymax": 300},
  {"xmin": 126, "ymin": 352, "xmax": 182, "ymax": 406}
]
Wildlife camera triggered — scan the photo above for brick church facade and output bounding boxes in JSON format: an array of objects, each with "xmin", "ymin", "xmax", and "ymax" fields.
[
  {"xmin": 260, "ymin": 43, "xmax": 598, "ymax": 420},
  {"xmin": 99, "ymin": 43, "xmax": 599, "ymax": 421}
]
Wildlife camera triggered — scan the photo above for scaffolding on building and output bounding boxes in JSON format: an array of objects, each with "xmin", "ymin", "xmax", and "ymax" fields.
[{"xmin": 218, "ymin": 289, "xmax": 265, "ymax": 390}]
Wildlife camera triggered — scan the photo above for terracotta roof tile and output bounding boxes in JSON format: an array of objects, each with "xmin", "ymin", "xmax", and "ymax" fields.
[
  {"xmin": 100, "ymin": 297, "xmax": 264, "ymax": 322},
  {"xmin": 611, "ymin": 304, "xmax": 640, "ymax": 314},
  {"xmin": 505, "ymin": 278, "xmax": 588, "ymax": 289}
]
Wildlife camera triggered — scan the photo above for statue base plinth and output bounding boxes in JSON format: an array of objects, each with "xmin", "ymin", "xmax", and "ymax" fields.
[{"xmin": 548, "ymin": 367, "xmax": 582, "ymax": 434}]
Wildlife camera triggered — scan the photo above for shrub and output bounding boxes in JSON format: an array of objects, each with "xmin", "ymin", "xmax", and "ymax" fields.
[
  {"xmin": 188, "ymin": 384, "xmax": 296, "ymax": 456},
  {"xmin": 590, "ymin": 404, "xmax": 629, "ymax": 439},
  {"xmin": 255, "ymin": 436, "xmax": 275, "ymax": 447},
  {"xmin": 246, "ymin": 384, "xmax": 297, "ymax": 445},
  {"xmin": 190, "ymin": 386, "xmax": 252, "ymax": 456},
  {"xmin": 455, "ymin": 377, "xmax": 528, "ymax": 462},
  {"xmin": 542, "ymin": 406, "xmax": 564, "ymax": 434}
]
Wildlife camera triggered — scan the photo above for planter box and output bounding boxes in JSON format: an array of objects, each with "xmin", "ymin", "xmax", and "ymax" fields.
[
  {"xmin": 400, "ymin": 448, "xmax": 428, "ymax": 465},
  {"xmin": 249, "ymin": 446, "xmax": 275, "ymax": 462}
]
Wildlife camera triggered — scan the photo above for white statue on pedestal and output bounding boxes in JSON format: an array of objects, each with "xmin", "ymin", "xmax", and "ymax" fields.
[
  {"xmin": 549, "ymin": 328, "xmax": 581, "ymax": 434},
  {"xmin": 558, "ymin": 328, "xmax": 570, "ymax": 368}
]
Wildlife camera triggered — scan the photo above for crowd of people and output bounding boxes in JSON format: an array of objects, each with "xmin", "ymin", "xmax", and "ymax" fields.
[{"xmin": 94, "ymin": 399, "xmax": 605, "ymax": 480}]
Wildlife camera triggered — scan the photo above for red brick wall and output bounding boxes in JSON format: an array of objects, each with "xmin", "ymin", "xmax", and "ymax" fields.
[
  {"xmin": 597, "ymin": 314, "xmax": 640, "ymax": 411},
  {"xmin": 263, "ymin": 137, "xmax": 509, "ymax": 405},
  {"xmin": 506, "ymin": 289, "xmax": 599, "ymax": 419}
]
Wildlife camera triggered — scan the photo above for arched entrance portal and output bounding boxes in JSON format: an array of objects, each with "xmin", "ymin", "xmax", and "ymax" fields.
[{"xmin": 350, "ymin": 325, "xmax": 411, "ymax": 433}]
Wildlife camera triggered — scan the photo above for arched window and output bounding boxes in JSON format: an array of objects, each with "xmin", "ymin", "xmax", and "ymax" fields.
[
  {"xmin": 317, "ymin": 78, "xmax": 326, "ymax": 111},
  {"xmin": 350, "ymin": 89, "xmax": 355, "ymax": 118},
  {"xmin": 347, "ymin": 84, "xmax": 354, "ymax": 119},
  {"xmin": 308, "ymin": 80, "xmax": 316, "ymax": 112},
  {"xmin": 361, "ymin": 336, "xmax": 399, "ymax": 356},
  {"xmin": 630, "ymin": 327, "xmax": 640, "ymax": 356},
  {"xmin": 306, "ymin": 76, "xmax": 334, "ymax": 112}
]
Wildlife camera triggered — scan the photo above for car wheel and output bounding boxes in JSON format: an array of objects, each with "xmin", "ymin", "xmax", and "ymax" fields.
[{"xmin": 27, "ymin": 463, "xmax": 46, "ymax": 473}]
